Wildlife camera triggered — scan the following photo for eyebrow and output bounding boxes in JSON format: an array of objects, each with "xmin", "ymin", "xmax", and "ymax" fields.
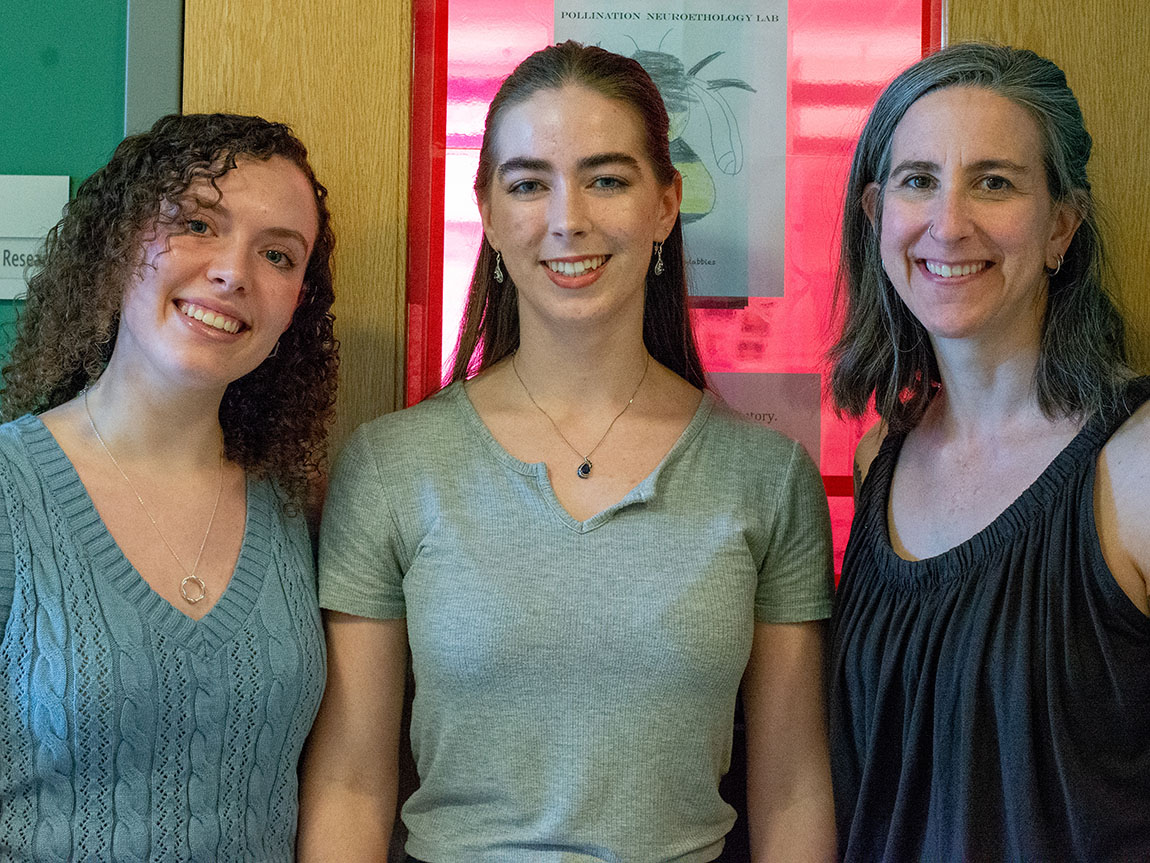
[
  {"xmin": 262, "ymin": 226, "xmax": 312, "ymax": 250},
  {"xmin": 889, "ymin": 158, "xmax": 1031, "ymax": 175},
  {"xmin": 496, "ymin": 152, "xmax": 643, "ymax": 178},
  {"xmin": 187, "ymin": 198, "xmax": 311, "ymax": 250}
]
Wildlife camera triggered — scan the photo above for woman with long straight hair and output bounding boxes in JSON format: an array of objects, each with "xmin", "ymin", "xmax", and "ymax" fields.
[{"xmin": 302, "ymin": 41, "xmax": 835, "ymax": 862}]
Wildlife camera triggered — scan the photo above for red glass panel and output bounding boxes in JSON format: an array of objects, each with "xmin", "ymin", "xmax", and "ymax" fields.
[{"xmin": 409, "ymin": 0, "xmax": 940, "ymax": 571}]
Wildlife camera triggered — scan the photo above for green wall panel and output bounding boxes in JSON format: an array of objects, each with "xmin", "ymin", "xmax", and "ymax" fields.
[
  {"xmin": 0, "ymin": 0, "xmax": 128, "ymax": 378},
  {"xmin": 1, "ymin": 0, "xmax": 128, "ymax": 187}
]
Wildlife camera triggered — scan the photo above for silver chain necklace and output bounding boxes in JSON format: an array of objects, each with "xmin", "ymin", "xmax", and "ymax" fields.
[
  {"xmin": 511, "ymin": 352, "xmax": 650, "ymax": 479},
  {"xmin": 84, "ymin": 390, "xmax": 224, "ymax": 604}
]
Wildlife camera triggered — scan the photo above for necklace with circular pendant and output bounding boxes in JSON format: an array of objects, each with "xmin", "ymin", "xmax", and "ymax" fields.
[
  {"xmin": 512, "ymin": 352, "xmax": 650, "ymax": 479},
  {"xmin": 85, "ymin": 390, "xmax": 223, "ymax": 604}
]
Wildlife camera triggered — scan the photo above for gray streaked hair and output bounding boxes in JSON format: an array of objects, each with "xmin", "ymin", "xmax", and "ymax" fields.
[{"xmin": 829, "ymin": 41, "xmax": 1131, "ymax": 429}]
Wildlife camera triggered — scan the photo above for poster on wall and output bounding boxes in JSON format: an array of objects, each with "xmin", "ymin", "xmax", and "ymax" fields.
[
  {"xmin": 554, "ymin": 2, "xmax": 787, "ymax": 299},
  {"xmin": 0, "ymin": 175, "xmax": 69, "ymax": 301},
  {"xmin": 708, "ymin": 372, "xmax": 821, "ymax": 463}
]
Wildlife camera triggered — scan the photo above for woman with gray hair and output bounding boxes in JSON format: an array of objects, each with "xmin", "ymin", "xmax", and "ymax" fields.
[{"xmin": 827, "ymin": 42, "xmax": 1149, "ymax": 860}]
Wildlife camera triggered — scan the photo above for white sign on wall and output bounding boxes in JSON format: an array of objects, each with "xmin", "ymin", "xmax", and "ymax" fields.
[
  {"xmin": 0, "ymin": 175, "xmax": 70, "ymax": 300},
  {"xmin": 555, "ymin": 2, "xmax": 788, "ymax": 299}
]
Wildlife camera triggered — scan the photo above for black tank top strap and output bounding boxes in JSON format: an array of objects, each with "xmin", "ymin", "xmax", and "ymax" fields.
[{"xmin": 854, "ymin": 423, "xmax": 907, "ymax": 540}]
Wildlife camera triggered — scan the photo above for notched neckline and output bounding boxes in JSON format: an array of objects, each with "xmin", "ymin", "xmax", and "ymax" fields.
[{"xmin": 448, "ymin": 382, "xmax": 715, "ymax": 533}]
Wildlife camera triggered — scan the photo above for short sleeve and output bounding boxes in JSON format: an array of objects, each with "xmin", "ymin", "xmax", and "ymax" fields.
[
  {"xmin": 754, "ymin": 439, "xmax": 835, "ymax": 623},
  {"xmin": 318, "ymin": 424, "xmax": 407, "ymax": 619}
]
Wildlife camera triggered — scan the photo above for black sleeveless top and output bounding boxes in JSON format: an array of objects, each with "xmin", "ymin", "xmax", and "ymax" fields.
[{"xmin": 829, "ymin": 380, "xmax": 1150, "ymax": 862}]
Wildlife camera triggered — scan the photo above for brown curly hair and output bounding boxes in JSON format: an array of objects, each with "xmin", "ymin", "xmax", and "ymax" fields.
[{"xmin": 1, "ymin": 113, "xmax": 339, "ymax": 506}]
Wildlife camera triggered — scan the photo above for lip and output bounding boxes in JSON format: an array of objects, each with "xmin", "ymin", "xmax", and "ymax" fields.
[
  {"xmin": 918, "ymin": 259, "xmax": 992, "ymax": 280},
  {"xmin": 174, "ymin": 299, "xmax": 248, "ymax": 335},
  {"xmin": 541, "ymin": 254, "xmax": 610, "ymax": 290}
]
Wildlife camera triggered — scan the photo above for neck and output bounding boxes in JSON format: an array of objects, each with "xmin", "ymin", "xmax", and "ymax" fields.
[
  {"xmin": 512, "ymin": 336, "xmax": 649, "ymax": 409},
  {"xmin": 928, "ymin": 341, "xmax": 1049, "ymax": 437},
  {"xmin": 84, "ymin": 368, "xmax": 226, "ymax": 471}
]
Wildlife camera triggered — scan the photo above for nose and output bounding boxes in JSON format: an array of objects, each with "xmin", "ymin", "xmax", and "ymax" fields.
[
  {"xmin": 928, "ymin": 185, "xmax": 973, "ymax": 242},
  {"xmin": 548, "ymin": 182, "xmax": 589, "ymax": 238},
  {"xmin": 205, "ymin": 238, "xmax": 249, "ymax": 290}
]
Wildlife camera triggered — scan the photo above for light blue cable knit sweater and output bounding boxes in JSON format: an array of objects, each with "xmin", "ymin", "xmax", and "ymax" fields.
[{"xmin": 0, "ymin": 415, "xmax": 326, "ymax": 862}]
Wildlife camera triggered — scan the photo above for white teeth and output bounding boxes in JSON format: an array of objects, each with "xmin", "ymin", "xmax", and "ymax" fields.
[
  {"xmin": 178, "ymin": 302, "xmax": 242, "ymax": 334},
  {"xmin": 925, "ymin": 261, "xmax": 987, "ymax": 278},
  {"xmin": 546, "ymin": 255, "xmax": 606, "ymax": 276}
]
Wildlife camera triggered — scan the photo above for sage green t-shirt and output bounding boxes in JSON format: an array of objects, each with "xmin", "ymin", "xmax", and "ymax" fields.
[{"xmin": 320, "ymin": 384, "xmax": 833, "ymax": 863}]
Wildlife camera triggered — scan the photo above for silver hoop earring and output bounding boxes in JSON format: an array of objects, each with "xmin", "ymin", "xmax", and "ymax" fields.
[
  {"xmin": 927, "ymin": 224, "xmax": 938, "ymax": 241},
  {"xmin": 493, "ymin": 251, "xmax": 504, "ymax": 284},
  {"xmin": 1045, "ymin": 253, "xmax": 1064, "ymax": 277},
  {"xmin": 267, "ymin": 340, "xmax": 280, "ymax": 359},
  {"xmin": 653, "ymin": 241, "xmax": 665, "ymax": 276}
]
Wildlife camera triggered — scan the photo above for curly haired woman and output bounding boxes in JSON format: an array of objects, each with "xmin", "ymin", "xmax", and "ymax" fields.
[{"xmin": 0, "ymin": 112, "xmax": 337, "ymax": 861}]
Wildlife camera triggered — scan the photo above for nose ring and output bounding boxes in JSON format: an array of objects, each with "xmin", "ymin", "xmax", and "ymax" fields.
[{"xmin": 928, "ymin": 224, "xmax": 938, "ymax": 241}]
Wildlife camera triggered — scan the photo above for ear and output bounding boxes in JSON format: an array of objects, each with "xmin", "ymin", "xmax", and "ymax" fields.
[
  {"xmin": 861, "ymin": 182, "xmax": 881, "ymax": 228},
  {"xmin": 479, "ymin": 197, "xmax": 500, "ymax": 252},
  {"xmin": 1048, "ymin": 200, "xmax": 1083, "ymax": 261},
  {"xmin": 655, "ymin": 171, "xmax": 684, "ymax": 241}
]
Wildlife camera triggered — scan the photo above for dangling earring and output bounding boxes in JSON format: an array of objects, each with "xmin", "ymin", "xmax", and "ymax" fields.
[
  {"xmin": 493, "ymin": 250, "xmax": 505, "ymax": 284},
  {"xmin": 653, "ymin": 241, "xmax": 665, "ymax": 276},
  {"xmin": 1045, "ymin": 253, "xmax": 1064, "ymax": 277}
]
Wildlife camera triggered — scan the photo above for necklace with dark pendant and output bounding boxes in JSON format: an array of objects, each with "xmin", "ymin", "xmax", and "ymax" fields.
[{"xmin": 512, "ymin": 352, "xmax": 650, "ymax": 479}]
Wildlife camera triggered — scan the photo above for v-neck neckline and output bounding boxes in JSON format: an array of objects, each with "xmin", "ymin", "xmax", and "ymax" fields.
[
  {"xmin": 19, "ymin": 414, "xmax": 272, "ymax": 654},
  {"xmin": 447, "ymin": 382, "xmax": 715, "ymax": 533}
]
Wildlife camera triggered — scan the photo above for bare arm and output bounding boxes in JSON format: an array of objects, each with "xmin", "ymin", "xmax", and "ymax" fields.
[
  {"xmin": 1094, "ymin": 401, "xmax": 1150, "ymax": 615},
  {"xmin": 742, "ymin": 620, "xmax": 835, "ymax": 862},
  {"xmin": 297, "ymin": 611, "xmax": 408, "ymax": 861}
]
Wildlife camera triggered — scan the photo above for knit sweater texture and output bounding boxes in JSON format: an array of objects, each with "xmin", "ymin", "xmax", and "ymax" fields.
[
  {"xmin": 320, "ymin": 384, "xmax": 834, "ymax": 862},
  {"xmin": 0, "ymin": 415, "xmax": 326, "ymax": 862}
]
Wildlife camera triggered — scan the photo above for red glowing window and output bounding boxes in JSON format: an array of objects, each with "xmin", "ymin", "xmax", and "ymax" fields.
[{"xmin": 407, "ymin": 0, "xmax": 942, "ymax": 570}]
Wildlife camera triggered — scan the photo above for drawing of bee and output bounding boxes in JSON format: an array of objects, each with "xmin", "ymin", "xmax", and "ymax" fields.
[{"xmin": 629, "ymin": 43, "xmax": 756, "ymax": 223}]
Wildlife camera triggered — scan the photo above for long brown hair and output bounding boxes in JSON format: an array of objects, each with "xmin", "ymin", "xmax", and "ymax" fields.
[{"xmin": 449, "ymin": 40, "xmax": 705, "ymax": 389}]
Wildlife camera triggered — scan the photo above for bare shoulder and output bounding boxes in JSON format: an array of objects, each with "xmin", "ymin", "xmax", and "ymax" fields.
[
  {"xmin": 853, "ymin": 420, "xmax": 889, "ymax": 495},
  {"xmin": 1095, "ymin": 398, "xmax": 1150, "ymax": 615}
]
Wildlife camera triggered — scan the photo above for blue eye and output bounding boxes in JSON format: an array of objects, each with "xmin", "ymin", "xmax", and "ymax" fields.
[
  {"xmin": 905, "ymin": 175, "xmax": 934, "ymax": 190},
  {"xmin": 187, "ymin": 219, "xmax": 209, "ymax": 234},
  {"xmin": 509, "ymin": 180, "xmax": 542, "ymax": 195},
  {"xmin": 265, "ymin": 249, "xmax": 294, "ymax": 267},
  {"xmin": 593, "ymin": 176, "xmax": 626, "ymax": 190}
]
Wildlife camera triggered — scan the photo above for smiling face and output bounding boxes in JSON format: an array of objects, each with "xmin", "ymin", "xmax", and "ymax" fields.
[
  {"xmin": 479, "ymin": 84, "xmax": 681, "ymax": 337},
  {"xmin": 866, "ymin": 85, "xmax": 1080, "ymax": 355},
  {"xmin": 113, "ymin": 155, "xmax": 318, "ymax": 391}
]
